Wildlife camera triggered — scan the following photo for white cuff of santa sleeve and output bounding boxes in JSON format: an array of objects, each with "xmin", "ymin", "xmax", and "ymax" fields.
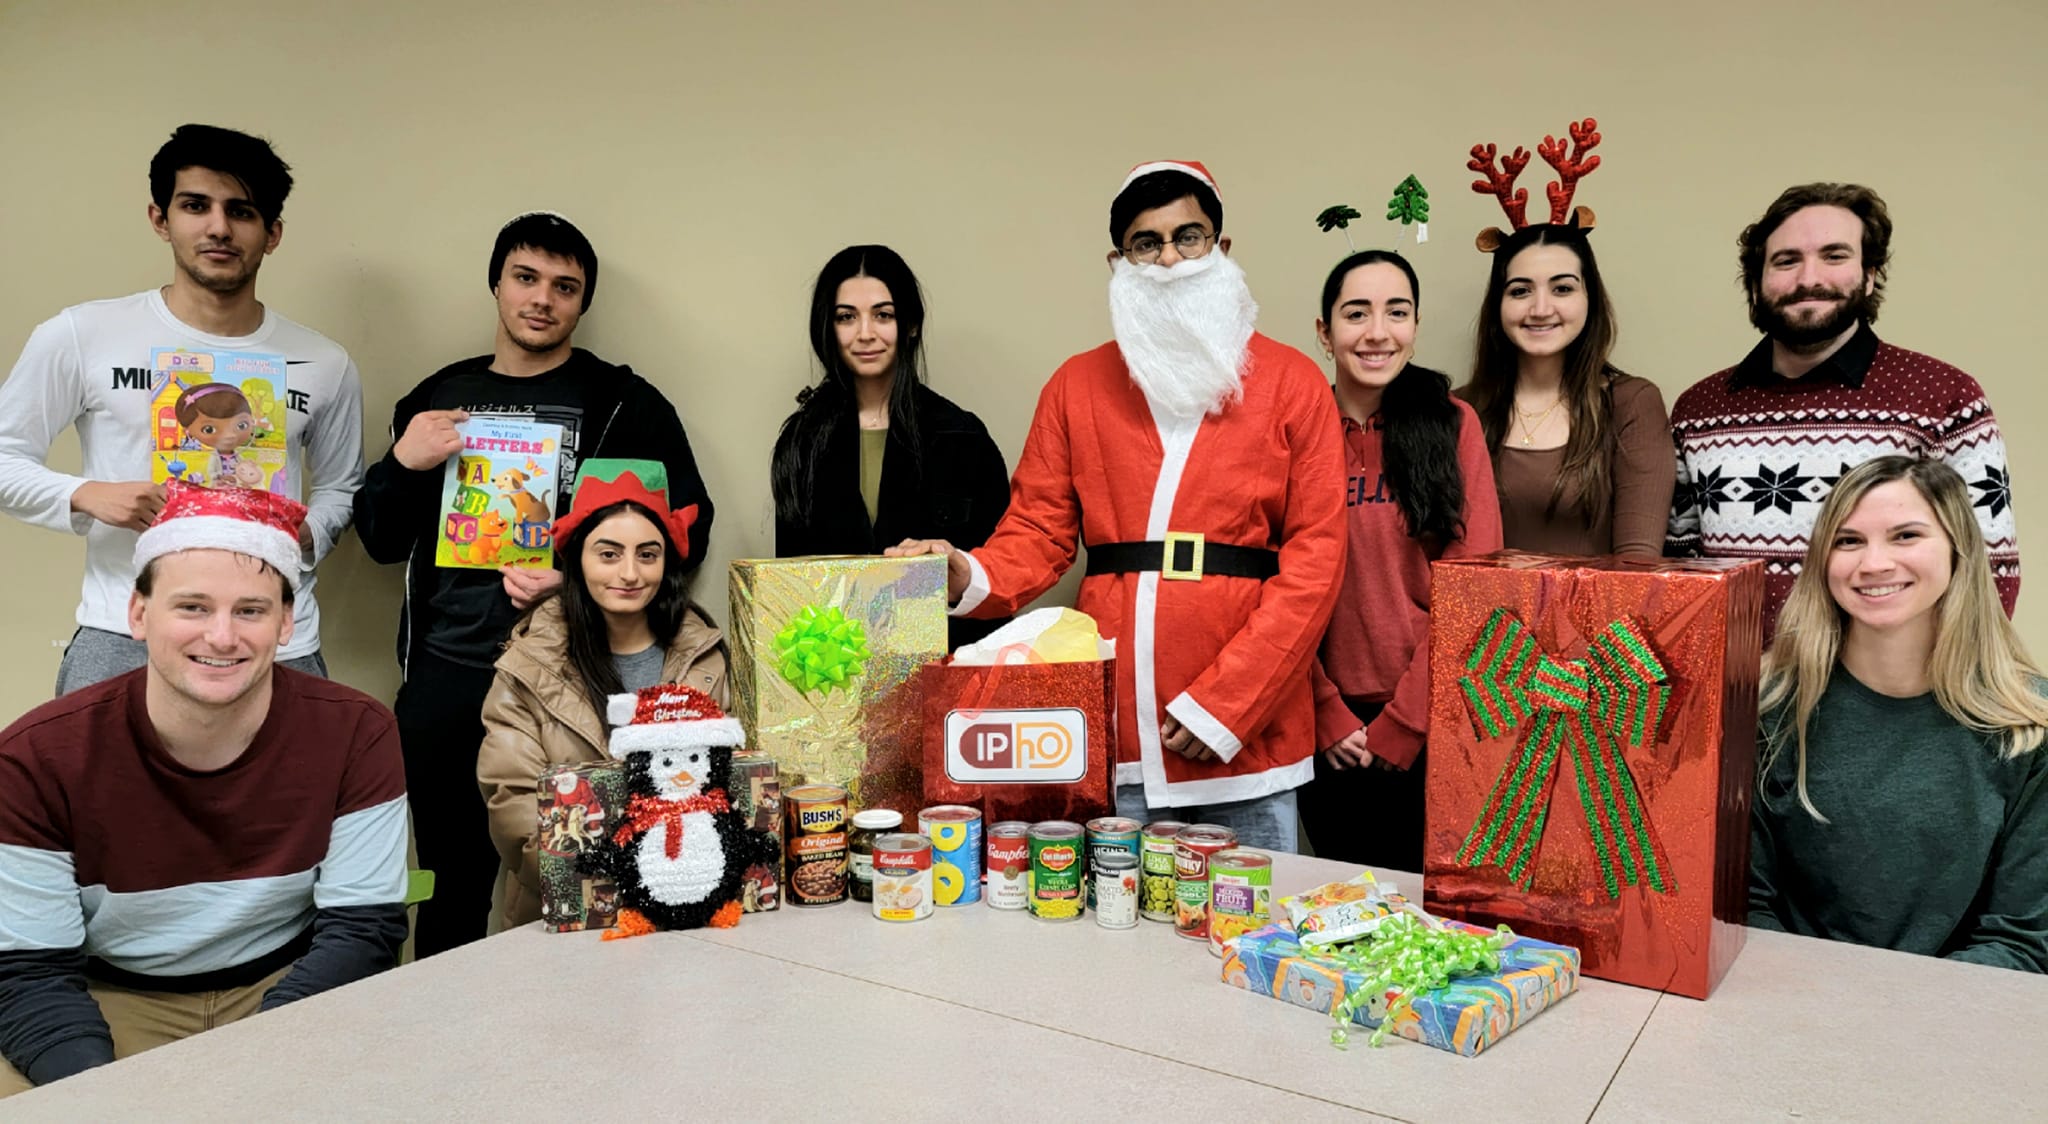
[
  {"xmin": 949, "ymin": 552, "xmax": 992, "ymax": 617},
  {"xmin": 1166, "ymin": 692, "xmax": 1243, "ymax": 763}
]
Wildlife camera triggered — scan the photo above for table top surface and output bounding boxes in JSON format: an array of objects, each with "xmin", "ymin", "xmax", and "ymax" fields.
[{"xmin": 11, "ymin": 853, "xmax": 2043, "ymax": 1123}]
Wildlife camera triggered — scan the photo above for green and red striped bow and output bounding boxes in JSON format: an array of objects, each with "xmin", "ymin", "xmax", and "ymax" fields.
[{"xmin": 1455, "ymin": 608, "xmax": 1674, "ymax": 898}]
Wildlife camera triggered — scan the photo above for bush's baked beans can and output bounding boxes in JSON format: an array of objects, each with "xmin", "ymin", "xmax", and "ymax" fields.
[
  {"xmin": 784, "ymin": 784, "xmax": 849, "ymax": 906},
  {"xmin": 871, "ymin": 833, "xmax": 933, "ymax": 923},
  {"xmin": 1172, "ymin": 824, "xmax": 1237, "ymax": 940},
  {"xmin": 1083, "ymin": 816, "xmax": 1141, "ymax": 910},
  {"xmin": 1092, "ymin": 851, "xmax": 1140, "ymax": 929},
  {"xmin": 1140, "ymin": 820, "xmax": 1187, "ymax": 922},
  {"xmin": 986, "ymin": 821, "xmax": 1031, "ymax": 910},
  {"xmin": 918, "ymin": 805, "xmax": 984, "ymax": 907},
  {"xmin": 1205, "ymin": 848, "xmax": 1273, "ymax": 955},
  {"xmin": 1027, "ymin": 820, "xmax": 1085, "ymax": 921}
]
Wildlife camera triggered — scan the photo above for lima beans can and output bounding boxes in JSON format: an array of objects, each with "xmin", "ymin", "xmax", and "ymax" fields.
[
  {"xmin": 986, "ymin": 821, "xmax": 1031, "ymax": 910},
  {"xmin": 1172, "ymin": 824, "xmax": 1238, "ymax": 940},
  {"xmin": 919, "ymin": 805, "xmax": 984, "ymax": 907},
  {"xmin": 1027, "ymin": 820, "xmax": 1085, "ymax": 922},
  {"xmin": 871, "ymin": 833, "xmax": 933, "ymax": 923},
  {"xmin": 1139, "ymin": 820, "xmax": 1188, "ymax": 922},
  {"xmin": 1205, "ymin": 848, "xmax": 1273, "ymax": 955},
  {"xmin": 1092, "ymin": 851, "xmax": 1140, "ymax": 929},
  {"xmin": 1083, "ymin": 817, "xmax": 1141, "ymax": 910}
]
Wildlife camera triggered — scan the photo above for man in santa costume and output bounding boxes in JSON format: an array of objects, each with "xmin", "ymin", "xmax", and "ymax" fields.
[{"xmin": 892, "ymin": 161, "xmax": 1346, "ymax": 849}]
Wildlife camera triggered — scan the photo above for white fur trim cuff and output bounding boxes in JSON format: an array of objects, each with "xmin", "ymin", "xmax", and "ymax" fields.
[
  {"xmin": 608, "ymin": 717, "xmax": 747, "ymax": 760},
  {"xmin": 134, "ymin": 517, "xmax": 302, "ymax": 590}
]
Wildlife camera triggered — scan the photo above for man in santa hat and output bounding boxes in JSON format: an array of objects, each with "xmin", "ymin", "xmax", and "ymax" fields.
[
  {"xmin": 0, "ymin": 482, "xmax": 409, "ymax": 1095},
  {"xmin": 892, "ymin": 162, "xmax": 1346, "ymax": 850}
]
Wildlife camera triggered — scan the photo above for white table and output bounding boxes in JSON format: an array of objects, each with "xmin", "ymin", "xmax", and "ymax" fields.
[{"xmin": 10, "ymin": 853, "xmax": 2043, "ymax": 1122}]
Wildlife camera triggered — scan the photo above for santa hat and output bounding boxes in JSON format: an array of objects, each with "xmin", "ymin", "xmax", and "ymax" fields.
[
  {"xmin": 134, "ymin": 479, "xmax": 306, "ymax": 589},
  {"xmin": 606, "ymin": 683, "xmax": 746, "ymax": 760},
  {"xmin": 552, "ymin": 458, "xmax": 699, "ymax": 560},
  {"xmin": 1118, "ymin": 160, "xmax": 1220, "ymax": 199}
]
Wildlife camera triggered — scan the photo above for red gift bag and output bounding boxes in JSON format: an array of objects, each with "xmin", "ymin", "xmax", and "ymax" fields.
[
  {"xmin": 1423, "ymin": 552, "xmax": 1763, "ymax": 999},
  {"xmin": 920, "ymin": 647, "xmax": 1119, "ymax": 825}
]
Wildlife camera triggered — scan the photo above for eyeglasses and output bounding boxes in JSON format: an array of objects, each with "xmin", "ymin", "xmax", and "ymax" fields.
[{"xmin": 1122, "ymin": 229, "xmax": 1216, "ymax": 264}]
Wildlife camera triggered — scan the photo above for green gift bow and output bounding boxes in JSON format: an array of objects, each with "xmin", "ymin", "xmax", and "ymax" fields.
[
  {"xmin": 1455, "ymin": 608, "xmax": 1674, "ymax": 898},
  {"xmin": 773, "ymin": 605, "xmax": 872, "ymax": 695}
]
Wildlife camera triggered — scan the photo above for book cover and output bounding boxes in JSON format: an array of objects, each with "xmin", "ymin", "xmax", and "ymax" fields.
[
  {"xmin": 434, "ymin": 416, "xmax": 563, "ymax": 569},
  {"xmin": 147, "ymin": 348, "xmax": 290, "ymax": 492}
]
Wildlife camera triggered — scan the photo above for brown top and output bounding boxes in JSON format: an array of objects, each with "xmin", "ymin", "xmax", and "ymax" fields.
[{"xmin": 1492, "ymin": 372, "xmax": 1674, "ymax": 557}]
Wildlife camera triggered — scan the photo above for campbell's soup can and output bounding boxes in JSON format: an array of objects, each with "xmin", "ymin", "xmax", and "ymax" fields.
[
  {"xmin": 784, "ymin": 785, "xmax": 849, "ymax": 906},
  {"xmin": 872, "ymin": 833, "xmax": 934, "ymax": 923},
  {"xmin": 986, "ymin": 821, "xmax": 1031, "ymax": 910},
  {"xmin": 1172, "ymin": 824, "xmax": 1237, "ymax": 940},
  {"xmin": 1205, "ymin": 848, "xmax": 1273, "ymax": 955},
  {"xmin": 1027, "ymin": 821, "xmax": 1085, "ymax": 922},
  {"xmin": 1083, "ymin": 816, "xmax": 1141, "ymax": 910},
  {"xmin": 919, "ymin": 805, "xmax": 984, "ymax": 907},
  {"xmin": 1140, "ymin": 820, "xmax": 1187, "ymax": 922}
]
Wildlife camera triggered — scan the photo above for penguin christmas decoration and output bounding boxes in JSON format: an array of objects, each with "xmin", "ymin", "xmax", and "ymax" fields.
[{"xmin": 589, "ymin": 683, "xmax": 769, "ymax": 938}]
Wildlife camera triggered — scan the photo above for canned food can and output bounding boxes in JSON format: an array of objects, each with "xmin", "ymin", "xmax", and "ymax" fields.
[
  {"xmin": 1092, "ymin": 852, "xmax": 1140, "ymax": 929},
  {"xmin": 1172, "ymin": 824, "xmax": 1238, "ymax": 940},
  {"xmin": 847, "ymin": 808, "xmax": 903, "ymax": 904},
  {"xmin": 1205, "ymin": 848, "xmax": 1273, "ymax": 955},
  {"xmin": 1139, "ymin": 820, "xmax": 1188, "ymax": 922},
  {"xmin": 1027, "ymin": 821, "xmax": 1085, "ymax": 922},
  {"xmin": 919, "ymin": 805, "xmax": 985, "ymax": 907},
  {"xmin": 986, "ymin": 821, "xmax": 1031, "ymax": 911},
  {"xmin": 784, "ymin": 784, "xmax": 850, "ymax": 906},
  {"xmin": 871, "ymin": 833, "xmax": 934, "ymax": 923},
  {"xmin": 1083, "ymin": 816, "xmax": 1141, "ymax": 911}
]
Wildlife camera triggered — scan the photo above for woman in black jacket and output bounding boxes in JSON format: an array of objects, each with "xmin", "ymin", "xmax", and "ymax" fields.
[{"xmin": 771, "ymin": 245, "xmax": 1010, "ymax": 648}]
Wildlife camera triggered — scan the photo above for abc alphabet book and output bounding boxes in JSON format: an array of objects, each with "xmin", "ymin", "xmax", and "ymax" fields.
[
  {"xmin": 434, "ymin": 416, "xmax": 563, "ymax": 570},
  {"xmin": 147, "ymin": 348, "xmax": 290, "ymax": 491}
]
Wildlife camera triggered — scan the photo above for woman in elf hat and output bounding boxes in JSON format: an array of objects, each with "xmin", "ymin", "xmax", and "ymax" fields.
[
  {"xmin": 1302, "ymin": 249, "xmax": 1502, "ymax": 869},
  {"xmin": 770, "ymin": 245, "xmax": 1012, "ymax": 648},
  {"xmin": 1455, "ymin": 119, "xmax": 1674, "ymax": 557},
  {"xmin": 1751, "ymin": 456, "xmax": 2048, "ymax": 972},
  {"xmin": 476, "ymin": 458, "xmax": 728, "ymax": 932}
]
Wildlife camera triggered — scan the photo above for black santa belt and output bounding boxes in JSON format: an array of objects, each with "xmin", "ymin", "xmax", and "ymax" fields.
[{"xmin": 1084, "ymin": 533, "xmax": 1279, "ymax": 581}]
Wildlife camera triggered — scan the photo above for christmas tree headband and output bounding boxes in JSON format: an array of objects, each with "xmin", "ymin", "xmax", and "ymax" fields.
[
  {"xmin": 1467, "ymin": 117, "xmax": 1601, "ymax": 253},
  {"xmin": 1315, "ymin": 174, "xmax": 1432, "ymax": 253}
]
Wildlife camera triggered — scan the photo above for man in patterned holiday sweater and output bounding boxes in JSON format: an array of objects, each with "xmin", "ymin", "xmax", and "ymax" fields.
[{"xmin": 1666, "ymin": 182, "xmax": 2018, "ymax": 640}]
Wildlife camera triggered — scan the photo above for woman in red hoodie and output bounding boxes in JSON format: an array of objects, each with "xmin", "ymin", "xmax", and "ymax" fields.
[{"xmin": 1301, "ymin": 251, "xmax": 1503, "ymax": 869}]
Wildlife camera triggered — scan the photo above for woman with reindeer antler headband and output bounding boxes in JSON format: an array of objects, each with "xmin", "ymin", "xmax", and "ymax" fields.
[{"xmin": 1454, "ymin": 118, "xmax": 1675, "ymax": 558}]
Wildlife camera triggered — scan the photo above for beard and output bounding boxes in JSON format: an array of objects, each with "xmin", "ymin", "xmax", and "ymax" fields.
[
  {"xmin": 1750, "ymin": 282, "xmax": 1874, "ymax": 350},
  {"xmin": 1108, "ymin": 251, "xmax": 1258, "ymax": 421},
  {"xmin": 178, "ymin": 243, "xmax": 262, "ymax": 295}
]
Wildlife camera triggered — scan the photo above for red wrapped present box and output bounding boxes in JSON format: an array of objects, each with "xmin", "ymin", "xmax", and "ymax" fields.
[{"xmin": 1423, "ymin": 552, "xmax": 1763, "ymax": 998}]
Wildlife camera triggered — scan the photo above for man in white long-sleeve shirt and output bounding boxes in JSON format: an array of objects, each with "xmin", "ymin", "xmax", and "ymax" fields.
[{"xmin": 0, "ymin": 124, "xmax": 364, "ymax": 692}]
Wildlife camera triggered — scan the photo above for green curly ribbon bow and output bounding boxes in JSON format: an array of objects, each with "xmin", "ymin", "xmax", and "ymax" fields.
[
  {"xmin": 1327, "ymin": 913, "xmax": 1511, "ymax": 1048},
  {"xmin": 773, "ymin": 605, "xmax": 872, "ymax": 695},
  {"xmin": 1455, "ymin": 608, "xmax": 1674, "ymax": 898}
]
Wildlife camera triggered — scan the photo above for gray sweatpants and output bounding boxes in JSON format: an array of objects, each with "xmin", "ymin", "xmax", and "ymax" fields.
[{"xmin": 55, "ymin": 627, "xmax": 329, "ymax": 696}]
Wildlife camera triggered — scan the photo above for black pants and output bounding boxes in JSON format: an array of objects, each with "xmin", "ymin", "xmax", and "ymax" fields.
[
  {"xmin": 394, "ymin": 651, "xmax": 502, "ymax": 959},
  {"xmin": 1295, "ymin": 700, "xmax": 1429, "ymax": 873}
]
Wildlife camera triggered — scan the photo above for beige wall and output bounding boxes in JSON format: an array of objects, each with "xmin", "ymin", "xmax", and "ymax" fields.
[{"xmin": 0, "ymin": 0, "xmax": 2041, "ymax": 718}]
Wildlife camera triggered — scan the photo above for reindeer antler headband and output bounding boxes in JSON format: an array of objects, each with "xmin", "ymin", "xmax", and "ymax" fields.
[{"xmin": 1467, "ymin": 116, "xmax": 1602, "ymax": 252}]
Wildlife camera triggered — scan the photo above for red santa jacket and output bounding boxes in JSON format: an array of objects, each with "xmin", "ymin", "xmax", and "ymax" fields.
[{"xmin": 957, "ymin": 334, "xmax": 1347, "ymax": 808}]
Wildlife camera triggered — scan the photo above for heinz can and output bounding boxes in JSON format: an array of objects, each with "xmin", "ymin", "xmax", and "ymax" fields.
[
  {"xmin": 784, "ymin": 784, "xmax": 849, "ymax": 906},
  {"xmin": 1083, "ymin": 817, "xmax": 1141, "ymax": 910},
  {"xmin": 986, "ymin": 821, "xmax": 1031, "ymax": 911},
  {"xmin": 918, "ymin": 805, "xmax": 984, "ymax": 907},
  {"xmin": 1092, "ymin": 852, "xmax": 1140, "ymax": 929},
  {"xmin": 1205, "ymin": 848, "xmax": 1273, "ymax": 955},
  {"xmin": 1172, "ymin": 824, "xmax": 1237, "ymax": 940},
  {"xmin": 1139, "ymin": 820, "xmax": 1188, "ymax": 922},
  {"xmin": 1027, "ymin": 821, "xmax": 1085, "ymax": 921},
  {"xmin": 871, "ymin": 833, "xmax": 934, "ymax": 923}
]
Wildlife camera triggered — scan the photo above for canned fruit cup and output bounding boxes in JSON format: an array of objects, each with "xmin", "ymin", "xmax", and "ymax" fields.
[
  {"xmin": 1139, "ymin": 820, "xmax": 1187, "ymax": 922},
  {"xmin": 1206, "ymin": 848, "xmax": 1273, "ymax": 955},
  {"xmin": 1028, "ymin": 820, "xmax": 1085, "ymax": 921},
  {"xmin": 920, "ymin": 805, "xmax": 985, "ymax": 907}
]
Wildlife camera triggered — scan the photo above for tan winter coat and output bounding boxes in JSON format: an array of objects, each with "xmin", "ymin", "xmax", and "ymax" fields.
[{"xmin": 477, "ymin": 597, "xmax": 728, "ymax": 931}]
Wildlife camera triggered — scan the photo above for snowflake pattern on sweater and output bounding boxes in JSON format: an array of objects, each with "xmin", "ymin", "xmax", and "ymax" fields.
[{"xmin": 1666, "ymin": 328, "xmax": 2019, "ymax": 640}]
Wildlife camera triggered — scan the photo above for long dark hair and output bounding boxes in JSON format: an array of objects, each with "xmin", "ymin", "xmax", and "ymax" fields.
[
  {"xmin": 1320, "ymin": 250, "xmax": 1466, "ymax": 545},
  {"xmin": 1460, "ymin": 225, "xmax": 1622, "ymax": 525},
  {"xmin": 555, "ymin": 499, "xmax": 692, "ymax": 720},
  {"xmin": 771, "ymin": 245, "xmax": 929, "ymax": 525}
]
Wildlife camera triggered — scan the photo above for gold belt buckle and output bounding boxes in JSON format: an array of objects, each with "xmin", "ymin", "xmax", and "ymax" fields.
[{"xmin": 1161, "ymin": 531, "xmax": 1205, "ymax": 581}]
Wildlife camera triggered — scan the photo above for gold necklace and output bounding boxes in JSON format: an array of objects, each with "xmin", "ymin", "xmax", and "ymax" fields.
[{"xmin": 1513, "ymin": 398, "xmax": 1563, "ymax": 445}]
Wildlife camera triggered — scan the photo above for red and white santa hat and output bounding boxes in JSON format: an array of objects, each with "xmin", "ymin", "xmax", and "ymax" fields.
[
  {"xmin": 1118, "ymin": 160, "xmax": 1220, "ymax": 199},
  {"xmin": 134, "ymin": 479, "xmax": 307, "ymax": 589},
  {"xmin": 606, "ymin": 683, "xmax": 746, "ymax": 760}
]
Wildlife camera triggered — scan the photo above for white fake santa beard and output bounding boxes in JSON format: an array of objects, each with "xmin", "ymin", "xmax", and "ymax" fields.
[{"xmin": 1108, "ymin": 251, "xmax": 1259, "ymax": 421}]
